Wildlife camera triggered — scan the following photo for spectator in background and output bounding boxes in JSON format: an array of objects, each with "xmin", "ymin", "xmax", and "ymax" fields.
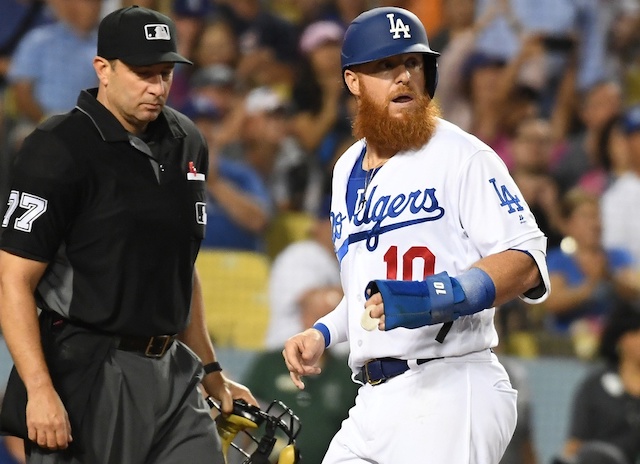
[
  {"xmin": 185, "ymin": 63, "xmax": 244, "ymax": 148},
  {"xmin": 185, "ymin": 96, "xmax": 273, "ymax": 253},
  {"xmin": 602, "ymin": 105, "xmax": 640, "ymax": 272},
  {"xmin": 576, "ymin": 112, "xmax": 630, "ymax": 196},
  {"xmin": 265, "ymin": 198, "xmax": 342, "ymax": 350},
  {"xmin": 509, "ymin": 116, "xmax": 564, "ymax": 248},
  {"xmin": 222, "ymin": 86, "xmax": 322, "ymax": 214},
  {"xmin": 166, "ymin": 0, "xmax": 214, "ymax": 109},
  {"xmin": 553, "ymin": 301, "xmax": 640, "ymax": 464},
  {"xmin": 188, "ymin": 64, "xmax": 237, "ymax": 118},
  {"xmin": 289, "ymin": 0, "xmax": 339, "ymax": 28},
  {"xmin": 219, "ymin": 0, "xmax": 299, "ymax": 91},
  {"xmin": 191, "ymin": 18, "xmax": 239, "ymax": 71},
  {"xmin": 544, "ymin": 188, "xmax": 639, "ymax": 359},
  {"xmin": 7, "ymin": 0, "xmax": 102, "ymax": 124},
  {"xmin": 458, "ymin": 49, "xmax": 543, "ymax": 170},
  {"xmin": 599, "ymin": 0, "xmax": 640, "ymax": 106},
  {"xmin": 171, "ymin": 0, "xmax": 212, "ymax": 61},
  {"xmin": 290, "ymin": 20, "xmax": 350, "ymax": 175},
  {"xmin": 435, "ymin": 0, "xmax": 506, "ymax": 133},
  {"xmin": 553, "ymin": 80, "xmax": 623, "ymax": 195},
  {"xmin": 429, "ymin": 0, "xmax": 476, "ymax": 53},
  {"xmin": 332, "ymin": 0, "xmax": 368, "ymax": 26},
  {"xmin": 0, "ymin": 0, "xmax": 52, "ymax": 90},
  {"xmin": 291, "ymin": 0, "xmax": 366, "ymax": 30},
  {"xmin": 473, "ymin": 0, "xmax": 606, "ymax": 118}
]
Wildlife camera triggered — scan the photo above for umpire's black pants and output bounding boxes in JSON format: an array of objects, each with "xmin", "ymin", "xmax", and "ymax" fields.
[{"xmin": 25, "ymin": 340, "xmax": 223, "ymax": 464}]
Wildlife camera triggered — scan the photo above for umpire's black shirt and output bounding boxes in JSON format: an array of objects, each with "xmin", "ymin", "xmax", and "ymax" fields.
[{"xmin": 0, "ymin": 89, "xmax": 208, "ymax": 336}]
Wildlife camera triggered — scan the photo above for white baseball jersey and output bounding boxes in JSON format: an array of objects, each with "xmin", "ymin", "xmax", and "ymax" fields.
[{"xmin": 317, "ymin": 118, "xmax": 549, "ymax": 372}]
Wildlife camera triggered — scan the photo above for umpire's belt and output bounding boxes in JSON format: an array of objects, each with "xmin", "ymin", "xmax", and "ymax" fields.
[
  {"xmin": 47, "ymin": 311, "xmax": 176, "ymax": 358},
  {"xmin": 115, "ymin": 334, "xmax": 176, "ymax": 358},
  {"xmin": 356, "ymin": 357, "xmax": 443, "ymax": 385}
]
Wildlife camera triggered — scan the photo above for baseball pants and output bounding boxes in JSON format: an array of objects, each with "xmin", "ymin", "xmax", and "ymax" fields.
[
  {"xmin": 322, "ymin": 349, "xmax": 517, "ymax": 464},
  {"xmin": 25, "ymin": 342, "xmax": 222, "ymax": 464}
]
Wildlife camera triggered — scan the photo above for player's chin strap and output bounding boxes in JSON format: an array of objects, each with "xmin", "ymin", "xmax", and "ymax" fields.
[
  {"xmin": 365, "ymin": 268, "xmax": 496, "ymax": 342},
  {"xmin": 207, "ymin": 397, "xmax": 301, "ymax": 464}
]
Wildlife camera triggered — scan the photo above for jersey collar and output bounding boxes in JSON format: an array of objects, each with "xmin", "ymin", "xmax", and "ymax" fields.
[{"xmin": 75, "ymin": 88, "xmax": 187, "ymax": 143}]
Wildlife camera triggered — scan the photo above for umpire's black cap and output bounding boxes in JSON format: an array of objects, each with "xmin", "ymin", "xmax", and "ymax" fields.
[{"xmin": 98, "ymin": 5, "xmax": 192, "ymax": 66}]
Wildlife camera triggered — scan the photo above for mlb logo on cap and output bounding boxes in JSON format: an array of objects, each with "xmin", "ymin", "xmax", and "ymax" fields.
[
  {"xmin": 145, "ymin": 24, "xmax": 171, "ymax": 40},
  {"xmin": 98, "ymin": 6, "xmax": 192, "ymax": 66}
]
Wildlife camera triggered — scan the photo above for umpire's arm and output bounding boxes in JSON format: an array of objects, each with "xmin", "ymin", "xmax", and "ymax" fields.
[
  {"xmin": 177, "ymin": 269, "xmax": 258, "ymax": 413},
  {"xmin": 0, "ymin": 250, "xmax": 73, "ymax": 450}
]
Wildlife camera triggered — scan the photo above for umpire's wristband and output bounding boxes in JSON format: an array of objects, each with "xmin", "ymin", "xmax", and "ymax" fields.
[{"xmin": 203, "ymin": 361, "xmax": 223, "ymax": 375}]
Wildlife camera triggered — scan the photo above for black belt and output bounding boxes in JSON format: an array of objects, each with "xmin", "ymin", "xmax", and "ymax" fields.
[
  {"xmin": 356, "ymin": 357, "xmax": 443, "ymax": 386},
  {"xmin": 115, "ymin": 334, "xmax": 176, "ymax": 358},
  {"xmin": 46, "ymin": 311, "xmax": 176, "ymax": 358}
]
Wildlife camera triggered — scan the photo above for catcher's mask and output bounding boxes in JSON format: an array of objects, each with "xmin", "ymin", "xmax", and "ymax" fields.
[{"xmin": 207, "ymin": 397, "xmax": 301, "ymax": 464}]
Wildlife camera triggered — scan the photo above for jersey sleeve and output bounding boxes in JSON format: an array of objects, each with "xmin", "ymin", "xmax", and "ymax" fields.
[
  {"xmin": 457, "ymin": 149, "xmax": 549, "ymax": 302},
  {"xmin": 315, "ymin": 295, "xmax": 348, "ymax": 347},
  {"xmin": 1, "ymin": 128, "xmax": 84, "ymax": 262}
]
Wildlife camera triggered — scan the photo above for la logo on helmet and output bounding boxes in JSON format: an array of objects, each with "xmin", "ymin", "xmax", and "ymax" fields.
[{"xmin": 386, "ymin": 13, "xmax": 411, "ymax": 39}]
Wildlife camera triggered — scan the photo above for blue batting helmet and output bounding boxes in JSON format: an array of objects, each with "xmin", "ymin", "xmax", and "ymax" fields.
[{"xmin": 341, "ymin": 7, "xmax": 440, "ymax": 98}]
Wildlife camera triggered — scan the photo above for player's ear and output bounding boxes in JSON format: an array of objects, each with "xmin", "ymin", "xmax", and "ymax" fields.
[{"xmin": 344, "ymin": 69, "xmax": 360, "ymax": 96}]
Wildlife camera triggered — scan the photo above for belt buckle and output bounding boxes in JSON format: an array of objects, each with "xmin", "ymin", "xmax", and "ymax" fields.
[
  {"xmin": 145, "ymin": 335, "xmax": 172, "ymax": 358},
  {"xmin": 364, "ymin": 360, "xmax": 384, "ymax": 386}
]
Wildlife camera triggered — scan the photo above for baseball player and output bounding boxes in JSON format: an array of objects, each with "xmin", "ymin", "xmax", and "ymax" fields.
[
  {"xmin": 0, "ymin": 6, "xmax": 256, "ymax": 464},
  {"xmin": 282, "ymin": 7, "xmax": 550, "ymax": 464}
]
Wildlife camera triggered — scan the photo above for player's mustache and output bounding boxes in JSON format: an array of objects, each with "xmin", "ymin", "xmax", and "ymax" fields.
[{"xmin": 389, "ymin": 86, "xmax": 417, "ymax": 100}]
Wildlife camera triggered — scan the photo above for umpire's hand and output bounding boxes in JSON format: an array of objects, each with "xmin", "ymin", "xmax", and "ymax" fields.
[
  {"xmin": 27, "ymin": 384, "xmax": 73, "ymax": 450},
  {"xmin": 203, "ymin": 373, "xmax": 258, "ymax": 415},
  {"xmin": 282, "ymin": 329, "xmax": 325, "ymax": 389}
]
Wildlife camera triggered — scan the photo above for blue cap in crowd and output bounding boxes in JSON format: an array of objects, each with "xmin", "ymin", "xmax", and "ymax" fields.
[
  {"xmin": 622, "ymin": 105, "xmax": 640, "ymax": 134},
  {"xmin": 181, "ymin": 96, "xmax": 221, "ymax": 121},
  {"xmin": 172, "ymin": 0, "xmax": 213, "ymax": 18}
]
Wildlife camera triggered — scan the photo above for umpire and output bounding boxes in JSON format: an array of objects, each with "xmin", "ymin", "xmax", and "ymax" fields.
[{"xmin": 0, "ymin": 6, "xmax": 256, "ymax": 463}]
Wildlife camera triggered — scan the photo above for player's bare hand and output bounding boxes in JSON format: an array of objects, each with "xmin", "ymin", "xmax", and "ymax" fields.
[
  {"xmin": 26, "ymin": 385, "xmax": 72, "ymax": 450},
  {"xmin": 282, "ymin": 329, "xmax": 325, "ymax": 390},
  {"xmin": 363, "ymin": 290, "xmax": 386, "ymax": 331}
]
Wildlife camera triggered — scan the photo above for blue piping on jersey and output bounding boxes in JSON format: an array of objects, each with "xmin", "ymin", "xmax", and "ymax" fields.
[{"xmin": 336, "ymin": 215, "xmax": 444, "ymax": 262}]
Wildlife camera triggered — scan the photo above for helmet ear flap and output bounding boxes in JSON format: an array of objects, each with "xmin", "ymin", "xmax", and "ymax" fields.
[{"xmin": 425, "ymin": 55, "xmax": 438, "ymax": 99}]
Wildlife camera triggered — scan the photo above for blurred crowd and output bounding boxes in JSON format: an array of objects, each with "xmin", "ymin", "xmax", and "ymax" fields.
[{"xmin": 2, "ymin": 0, "xmax": 640, "ymax": 463}]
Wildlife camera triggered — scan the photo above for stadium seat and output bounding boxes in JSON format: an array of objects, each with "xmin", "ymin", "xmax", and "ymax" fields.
[
  {"xmin": 264, "ymin": 211, "xmax": 314, "ymax": 260},
  {"xmin": 196, "ymin": 249, "xmax": 271, "ymax": 350}
]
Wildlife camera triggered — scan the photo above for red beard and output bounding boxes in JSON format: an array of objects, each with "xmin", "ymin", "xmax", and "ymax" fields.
[{"xmin": 352, "ymin": 84, "xmax": 440, "ymax": 153}]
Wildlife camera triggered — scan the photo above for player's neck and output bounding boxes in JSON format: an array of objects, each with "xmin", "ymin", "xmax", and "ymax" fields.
[{"xmin": 364, "ymin": 146, "xmax": 394, "ymax": 170}]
